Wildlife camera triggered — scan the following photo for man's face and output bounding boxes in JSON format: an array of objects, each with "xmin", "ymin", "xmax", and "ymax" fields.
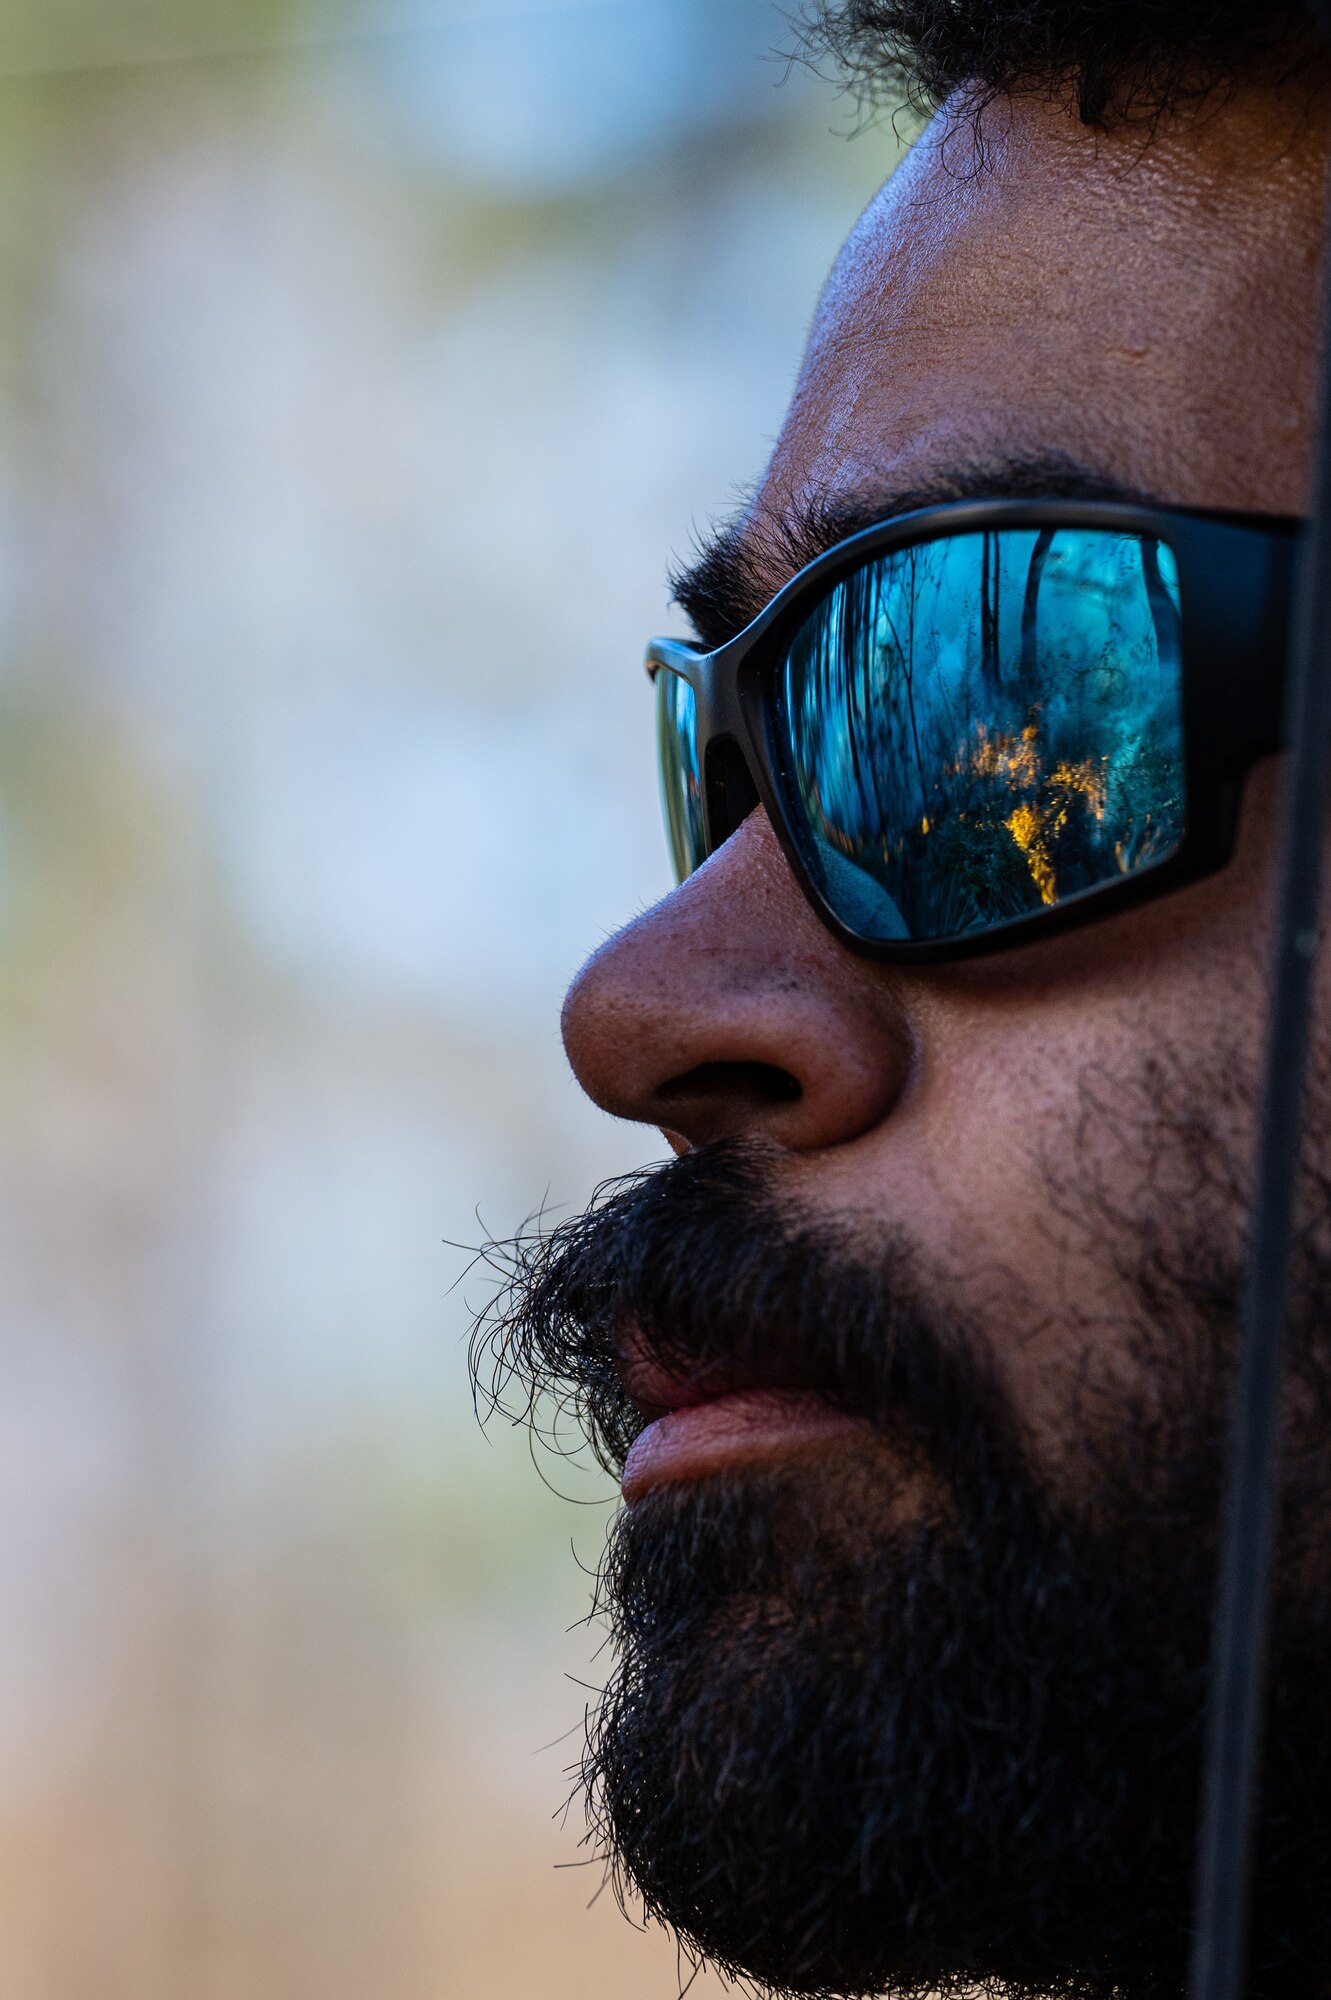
[{"xmin": 487, "ymin": 82, "xmax": 1331, "ymax": 1999}]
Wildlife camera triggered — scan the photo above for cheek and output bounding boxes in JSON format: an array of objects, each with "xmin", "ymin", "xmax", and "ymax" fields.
[
  {"xmin": 811, "ymin": 919, "xmax": 1272, "ymax": 1451},
  {"xmin": 911, "ymin": 762, "xmax": 1286, "ymax": 1281},
  {"xmin": 805, "ymin": 765, "xmax": 1288, "ymax": 1446}
]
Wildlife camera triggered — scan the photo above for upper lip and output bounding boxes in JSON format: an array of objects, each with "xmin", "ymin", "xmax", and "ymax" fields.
[
  {"xmin": 619, "ymin": 1348, "xmax": 728, "ymax": 1415},
  {"xmin": 617, "ymin": 1331, "xmax": 812, "ymax": 1420}
]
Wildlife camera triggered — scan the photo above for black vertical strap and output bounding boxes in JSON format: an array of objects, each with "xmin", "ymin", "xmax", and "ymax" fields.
[{"xmin": 1188, "ymin": 45, "xmax": 1331, "ymax": 2000}]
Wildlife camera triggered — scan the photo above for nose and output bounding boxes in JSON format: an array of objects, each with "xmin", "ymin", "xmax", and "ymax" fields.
[{"xmin": 561, "ymin": 811, "xmax": 915, "ymax": 1151}]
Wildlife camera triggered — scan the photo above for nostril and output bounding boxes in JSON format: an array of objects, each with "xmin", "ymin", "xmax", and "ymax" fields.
[{"xmin": 655, "ymin": 1061, "xmax": 802, "ymax": 1112}]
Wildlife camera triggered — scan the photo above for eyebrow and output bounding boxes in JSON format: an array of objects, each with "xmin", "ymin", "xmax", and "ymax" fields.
[{"xmin": 668, "ymin": 451, "xmax": 1155, "ymax": 652}]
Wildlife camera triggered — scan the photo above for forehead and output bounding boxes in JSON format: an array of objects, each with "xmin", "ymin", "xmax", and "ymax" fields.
[{"xmin": 755, "ymin": 88, "xmax": 1324, "ymax": 577}]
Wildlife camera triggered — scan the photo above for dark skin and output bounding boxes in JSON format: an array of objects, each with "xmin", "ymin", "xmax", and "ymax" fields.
[{"xmin": 560, "ymin": 80, "xmax": 1328, "ymax": 1485}]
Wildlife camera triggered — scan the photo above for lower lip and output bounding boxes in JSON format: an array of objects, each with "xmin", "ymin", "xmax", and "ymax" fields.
[{"xmin": 621, "ymin": 1390, "xmax": 871, "ymax": 1503}]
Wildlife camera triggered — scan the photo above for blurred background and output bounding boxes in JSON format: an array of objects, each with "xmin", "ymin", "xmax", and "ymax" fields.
[{"xmin": 0, "ymin": 5, "xmax": 902, "ymax": 1993}]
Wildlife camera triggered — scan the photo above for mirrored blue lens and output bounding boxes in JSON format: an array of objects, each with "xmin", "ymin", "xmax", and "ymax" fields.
[
  {"xmin": 774, "ymin": 528, "xmax": 1187, "ymax": 943},
  {"xmin": 655, "ymin": 666, "xmax": 707, "ymax": 883}
]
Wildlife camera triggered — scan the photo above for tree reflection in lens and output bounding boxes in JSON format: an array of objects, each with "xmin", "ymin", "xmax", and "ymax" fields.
[{"xmin": 777, "ymin": 528, "xmax": 1187, "ymax": 942}]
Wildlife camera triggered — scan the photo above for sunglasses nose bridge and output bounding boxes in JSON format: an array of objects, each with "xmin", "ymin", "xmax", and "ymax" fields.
[
  {"xmin": 703, "ymin": 734, "xmax": 762, "ymax": 850},
  {"xmin": 692, "ymin": 644, "xmax": 765, "ymax": 854}
]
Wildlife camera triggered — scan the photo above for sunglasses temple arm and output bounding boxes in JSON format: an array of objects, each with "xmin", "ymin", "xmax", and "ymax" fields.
[{"xmin": 1187, "ymin": 88, "xmax": 1331, "ymax": 2000}]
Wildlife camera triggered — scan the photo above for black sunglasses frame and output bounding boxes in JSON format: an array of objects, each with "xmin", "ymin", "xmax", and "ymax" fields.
[{"xmin": 647, "ymin": 497, "xmax": 1301, "ymax": 964}]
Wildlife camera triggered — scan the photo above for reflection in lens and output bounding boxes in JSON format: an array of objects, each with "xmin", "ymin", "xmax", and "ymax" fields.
[
  {"xmin": 775, "ymin": 529, "xmax": 1187, "ymax": 943},
  {"xmin": 655, "ymin": 666, "xmax": 707, "ymax": 882}
]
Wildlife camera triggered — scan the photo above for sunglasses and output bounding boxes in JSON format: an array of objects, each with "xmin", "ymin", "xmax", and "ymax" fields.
[{"xmin": 647, "ymin": 499, "xmax": 1300, "ymax": 962}]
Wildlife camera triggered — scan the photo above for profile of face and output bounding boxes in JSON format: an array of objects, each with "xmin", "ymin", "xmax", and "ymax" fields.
[{"xmin": 480, "ymin": 64, "xmax": 1331, "ymax": 2000}]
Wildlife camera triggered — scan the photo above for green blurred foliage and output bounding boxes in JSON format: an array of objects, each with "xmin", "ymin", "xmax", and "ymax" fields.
[{"xmin": 1, "ymin": 0, "xmax": 314, "ymax": 76}]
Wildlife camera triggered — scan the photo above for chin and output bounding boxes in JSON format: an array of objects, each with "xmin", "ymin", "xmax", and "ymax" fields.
[{"xmin": 581, "ymin": 1464, "xmax": 1330, "ymax": 2000}]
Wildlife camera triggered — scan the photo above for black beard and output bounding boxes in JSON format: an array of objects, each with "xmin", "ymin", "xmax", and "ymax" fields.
[{"xmin": 474, "ymin": 1139, "xmax": 1331, "ymax": 1999}]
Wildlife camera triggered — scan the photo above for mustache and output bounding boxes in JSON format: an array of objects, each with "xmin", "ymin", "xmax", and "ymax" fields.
[{"xmin": 471, "ymin": 1138, "xmax": 1027, "ymax": 1486}]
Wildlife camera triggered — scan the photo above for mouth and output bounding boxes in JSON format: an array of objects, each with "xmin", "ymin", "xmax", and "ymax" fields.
[{"xmin": 621, "ymin": 1387, "xmax": 874, "ymax": 1503}]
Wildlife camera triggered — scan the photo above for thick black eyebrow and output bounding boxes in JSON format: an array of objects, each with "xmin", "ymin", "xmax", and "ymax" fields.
[{"xmin": 668, "ymin": 452, "xmax": 1155, "ymax": 652}]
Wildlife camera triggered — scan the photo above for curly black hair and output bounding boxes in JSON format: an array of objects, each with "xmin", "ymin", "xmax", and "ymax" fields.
[{"xmin": 795, "ymin": 0, "xmax": 1327, "ymax": 125}]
